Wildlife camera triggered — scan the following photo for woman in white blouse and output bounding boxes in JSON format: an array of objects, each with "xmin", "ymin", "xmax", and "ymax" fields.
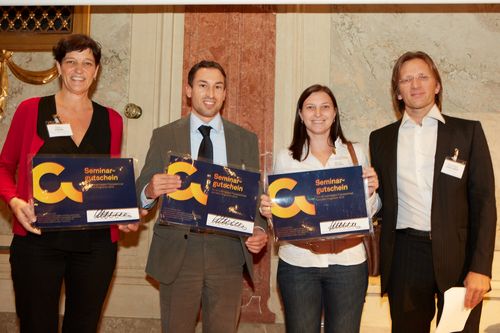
[{"xmin": 260, "ymin": 84, "xmax": 381, "ymax": 333}]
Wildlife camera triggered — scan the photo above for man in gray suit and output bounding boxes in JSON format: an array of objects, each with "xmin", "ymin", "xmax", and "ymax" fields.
[{"xmin": 136, "ymin": 60, "xmax": 268, "ymax": 333}]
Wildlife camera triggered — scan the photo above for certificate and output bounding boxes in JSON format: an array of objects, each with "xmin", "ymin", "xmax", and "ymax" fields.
[
  {"xmin": 160, "ymin": 155, "xmax": 260, "ymax": 236},
  {"xmin": 268, "ymin": 166, "xmax": 370, "ymax": 241},
  {"xmin": 32, "ymin": 156, "xmax": 140, "ymax": 229}
]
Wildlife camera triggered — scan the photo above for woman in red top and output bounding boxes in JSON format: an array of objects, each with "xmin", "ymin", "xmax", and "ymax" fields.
[{"xmin": 0, "ymin": 34, "xmax": 137, "ymax": 333}]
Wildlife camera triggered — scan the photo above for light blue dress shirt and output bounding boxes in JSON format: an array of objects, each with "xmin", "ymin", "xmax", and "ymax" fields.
[
  {"xmin": 141, "ymin": 112, "xmax": 227, "ymax": 207},
  {"xmin": 189, "ymin": 112, "xmax": 227, "ymax": 166}
]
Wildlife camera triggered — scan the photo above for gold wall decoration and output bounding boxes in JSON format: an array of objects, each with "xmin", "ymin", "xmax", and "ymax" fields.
[
  {"xmin": 0, "ymin": 50, "xmax": 59, "ymax": 119},
  {"xmin": 0, "ymin": 6, "xmax": 90, "ymax": 51}
]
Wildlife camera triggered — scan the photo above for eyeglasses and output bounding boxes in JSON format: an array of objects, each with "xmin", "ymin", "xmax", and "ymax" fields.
[{"xmin": 398, "ymin": 74, "xmax": 431, "ymax": 85}]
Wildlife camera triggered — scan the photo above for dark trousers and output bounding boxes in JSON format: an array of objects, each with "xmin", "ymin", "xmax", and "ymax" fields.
[
  {"xmin": 10, "ymin": 235, "xmax": 117, "ymax": 333},
  {"xmin": 388, "ymin": 230, "xmax": 482, "ymax": 333}
]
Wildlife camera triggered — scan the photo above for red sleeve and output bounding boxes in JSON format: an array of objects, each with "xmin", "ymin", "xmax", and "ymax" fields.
[{"xmin": 0, "ymin": 98, "xmax": 39, "ymax": 204}]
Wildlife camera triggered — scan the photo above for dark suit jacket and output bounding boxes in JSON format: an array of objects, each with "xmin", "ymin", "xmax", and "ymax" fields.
[
  {"xmin": 370, "ymin": 115, "xmax": 496, "ymax": 294},
  {"xmin": 136, "ymin": 115, "xmax": 265, "ymax": 285}
]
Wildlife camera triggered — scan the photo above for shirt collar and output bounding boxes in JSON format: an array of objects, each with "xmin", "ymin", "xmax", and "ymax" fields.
[
  {"xmin": 190, "ymin": 112, "xmax": 224, "ymax": 134},
  {"xmin": 301, "ymin": 136, "xmax": 345, "ymax": 162},
  {"xmin": 401, "ymin": 104, "xmax": 446, "ymax": 127}
]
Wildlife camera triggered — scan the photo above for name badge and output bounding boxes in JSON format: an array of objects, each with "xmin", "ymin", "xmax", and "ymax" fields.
[
  {"xmin": 441, "ymin": 157, "xmax": 466, "ymax": 179},
  {"xmin": 47, "ymin": 123, "xmax": 73, "ymax": 137}
]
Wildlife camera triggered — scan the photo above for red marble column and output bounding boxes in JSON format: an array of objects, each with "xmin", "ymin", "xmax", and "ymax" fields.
[{"xmin": 182, "ymin": 5, "xmax": 276, "ymax": 323}]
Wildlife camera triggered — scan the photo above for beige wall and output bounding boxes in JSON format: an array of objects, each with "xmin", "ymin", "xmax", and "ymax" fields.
[{"xmin": 0, "ymin": 4, "xmax": 499, "ymax": 332}]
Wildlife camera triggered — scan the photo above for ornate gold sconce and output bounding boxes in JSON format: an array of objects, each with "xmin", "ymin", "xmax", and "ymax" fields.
[{"xmin": 0, "ymin": 50, "xmax": 59, "ymax": 119}]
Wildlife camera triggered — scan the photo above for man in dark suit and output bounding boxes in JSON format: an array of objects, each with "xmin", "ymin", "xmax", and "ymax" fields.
[
  {"xmin": 136, "ymin": 60, "xmax": 268, "ymax": 333},
  {"xmin": 370, "ymin": 51, "xmax": 496, "ymax": 333}
]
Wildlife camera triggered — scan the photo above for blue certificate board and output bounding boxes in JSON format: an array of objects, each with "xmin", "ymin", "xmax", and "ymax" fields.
[
  {"xmin": 160, "ymin": 155, "xmax": 260, "ymax": 236},
  {"xmin": 267, "ymin": 166, "xmax": 370, "ymax": 241},
  {"xmin": 32, "ymin": 156, "xmax": 140, "ymax": 229}
]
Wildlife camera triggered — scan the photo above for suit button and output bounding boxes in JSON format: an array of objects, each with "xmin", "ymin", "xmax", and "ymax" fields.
[{"xmin": 184, "ymin": 234, "xmax": 188, "ymax": 239}]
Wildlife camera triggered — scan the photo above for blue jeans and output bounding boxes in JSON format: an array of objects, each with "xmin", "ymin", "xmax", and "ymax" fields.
[{"xmin": 277, "ymin": 259, "xmax": 368, "ymax": 333}]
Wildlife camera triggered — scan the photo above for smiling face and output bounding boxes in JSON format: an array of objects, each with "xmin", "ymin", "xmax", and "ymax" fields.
[
  {"xmin": 397, "ymin": 58, "xmax": 441, "ymax": 121},
  {"xmin": 186, "ymin": 67, "xmax": 226, "ymax": 122},
  {"xmin": 299, "ymin": 91, "xmax": 336, "ymax": 138},
  {"xmin": 56, "ymin": 48, "xmax": 98, "ymax": 97}
]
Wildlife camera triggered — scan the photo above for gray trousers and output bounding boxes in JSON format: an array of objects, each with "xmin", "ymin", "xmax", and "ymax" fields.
[{"xmin": 159, "ymin": 232, "xmax": 245, "ymax": 333}]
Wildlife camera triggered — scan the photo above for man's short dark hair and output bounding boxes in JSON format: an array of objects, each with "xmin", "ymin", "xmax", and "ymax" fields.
[{"xmin": 187, "ymin": 60, "xmax": 227, "ymax": 87}]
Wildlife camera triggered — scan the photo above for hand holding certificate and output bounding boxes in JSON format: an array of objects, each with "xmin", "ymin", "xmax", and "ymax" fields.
[
  {"xmin": 160, "ymin": 155, "xmax": 260, "ymax": 236},
  {"xmin": 267, "ymin": 166, "xmax": 371, "ymax": 241},
  {"xmin": 32, "ymin": 156, "xmax": 140, "ymax": 230}
]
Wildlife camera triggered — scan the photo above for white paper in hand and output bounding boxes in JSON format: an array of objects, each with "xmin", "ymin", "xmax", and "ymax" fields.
[{"xmin": 435, "ymin": 287, "xmax": 472, "ymax": 333}]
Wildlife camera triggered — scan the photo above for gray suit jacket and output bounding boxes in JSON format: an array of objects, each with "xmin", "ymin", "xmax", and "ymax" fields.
[
  {"xmin": 136, "ymin": 115, "xmax": 265, "ymax": 285},
  {"xmin": 370, "ymin": 115, "xmax": 497, "ymax": 294}
]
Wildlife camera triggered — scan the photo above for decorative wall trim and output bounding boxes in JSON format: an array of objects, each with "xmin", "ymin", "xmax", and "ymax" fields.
[
  {"xmin": 0, "ymin": 6, "xmax": 90, "ymax": 51},
  {"xmin": 0, "ymin": 50, "xmax": 58, "ymax": 119}
]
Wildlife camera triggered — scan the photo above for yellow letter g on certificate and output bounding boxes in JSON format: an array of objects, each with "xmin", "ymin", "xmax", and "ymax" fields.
[
  {"xmin": 32, "ymin": 162, "xmax": 83, "ymax": 204},
  {"xmin": 268, "ymin": 178, "xmax": 316, "ymax": 218},
  {"xmin": 167, "ymin": 161, "xmax": 208, "ymax": 205}
]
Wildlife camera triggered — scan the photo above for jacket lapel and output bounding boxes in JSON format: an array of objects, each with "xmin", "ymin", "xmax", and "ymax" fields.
[
  {"xmin": 172, "ymin": 116, "xmax": 191, "ymax": 157},
  {"xmin": 431, "ymin": 116, "xmax": 453, "ymax": 215},
  {"xmin": 387, "ymin": 121, "xmax": 401, "ymax": 207},
  {"xmin": 222, "ymin": 119, "xmax": 242, "ymax": 167}
]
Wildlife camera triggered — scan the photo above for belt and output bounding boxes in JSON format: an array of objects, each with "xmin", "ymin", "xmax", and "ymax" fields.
[
  {"xmin": 160, "ymin": 223, "xmax": 238, "ymax": 239},
  {"xmin": 188, "ymin": 226, "xmax": 239, "ymax": 240},
  {"xmin": 189, "ymin": 227, "xmax": 216, "ymax": 234},
  {"xmin": 159, "ymin": 223, "xmax": 209, "ymax": 234},
  {"xmin": 291, "ymin": 237, "xmax": 363, "ymax": 254},
  {"xmin": 397, "ymin": 228, "xmax": 432, "ymax": 240}
]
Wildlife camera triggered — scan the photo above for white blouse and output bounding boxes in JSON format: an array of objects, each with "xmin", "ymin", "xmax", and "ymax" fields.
[{"xmin": 273, "ymin": 138, "xmax": 381, "ymax": 268}]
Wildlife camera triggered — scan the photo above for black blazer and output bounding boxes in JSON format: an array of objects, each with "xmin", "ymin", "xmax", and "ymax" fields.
[{"xmin": 370, "ymin": 115, "xmax": 496, "ymax": 294}]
